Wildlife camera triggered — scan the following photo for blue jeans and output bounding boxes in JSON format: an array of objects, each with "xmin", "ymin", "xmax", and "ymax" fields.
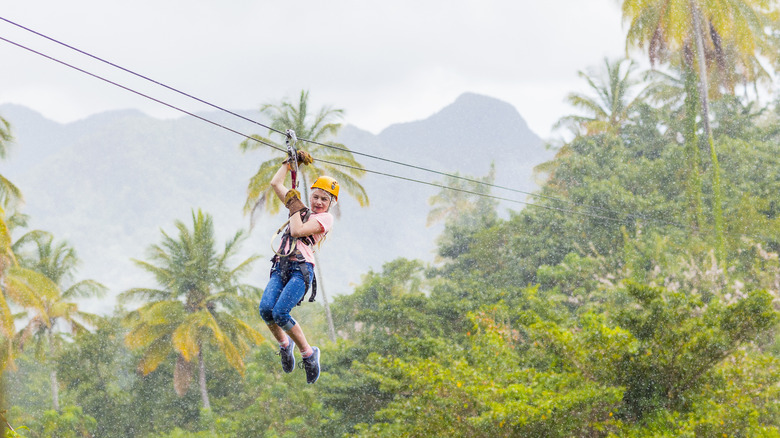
[{"xmin": 258, "ymin": 262, "xmax": 314, "ymax": 331}]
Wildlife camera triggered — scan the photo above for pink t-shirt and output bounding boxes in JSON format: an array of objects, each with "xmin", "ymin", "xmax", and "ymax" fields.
[{"xmin": 278, "ymin": 212, "xmax": 334, "ymax": 266}]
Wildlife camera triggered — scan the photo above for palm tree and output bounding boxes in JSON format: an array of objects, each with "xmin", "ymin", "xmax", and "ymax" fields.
[
  {"xmin": 0, "ymin": 206, "xmax": 18, "ymax": 371},
  {"xmin": 0, "ymin": 115, "xmax": 27, "ymax": 435},
  {"xmin": 543, "ymin": 58, "xmax": 645, "ymax": 186},
  {"xmin": 0, "ymin": 115, "xmax": 22, "ymax": 210},
  {"xmin": 556, "ymin": 58, "xmax": 644, "ymax": 137},
  {"xmin": 240, "ymin": 90, "xmax": 369, "ymax": 342},
  {"xmin": 621, "ymin": 0, "xmax": 780, "ymax": 264},
  {"xmin": 1, "ymin": 222, "xmax": 48, "ymax": 371},
  {"xmin": 120, "ymin": 210, "xmax": 263, "ymax": 409},
  {"xmin": 641, "ymin": 67, "xmax": 708, "ymax": 230},
  {"xmin": 13, "ymin": 231, "xmax": 106, "ymax": 411},
  {"xmin": 427, "ymin": 165, "xmax": 498, "ymax": 227},
  {"xmin": 427, "ymin": 166, "xmax": 499, "ymax": 260},
  {"xmin": 0, "ymin": 211, "xmax": 61, "ymax": 436},
  {"xmin": 241, "ymin": 90, "xmax": 368, "ymax": 217}
]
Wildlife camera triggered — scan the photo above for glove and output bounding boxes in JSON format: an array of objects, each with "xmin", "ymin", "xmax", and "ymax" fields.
[
  {"xmin": 284, "ymin": 189, "xmax": 306, "ymax": 217},
  {"xmin": 283, "ymin": 150, "xmax": 314, "ymax": 166},
  {"xmin": 297, "ymin": 150, "xmax": 314, "ymax": 165},
  {"xmin": 284, "ymin": 189, "xmax": 301, "ymax": 204}
]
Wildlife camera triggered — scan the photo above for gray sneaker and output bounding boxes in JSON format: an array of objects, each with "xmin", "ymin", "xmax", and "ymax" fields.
[
  {"xmin": 278, "ymin": 336, "xmax": 295, "ymax": 373},
  {"xmin": 302, "ymin": 346, "xmax": 320, "ymax": 384}
]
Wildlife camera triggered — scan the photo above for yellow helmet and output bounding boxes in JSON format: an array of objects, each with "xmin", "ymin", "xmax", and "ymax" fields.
[{"xmin": 311, "ymin": 176, "xmax": 339, "ymax": 201}]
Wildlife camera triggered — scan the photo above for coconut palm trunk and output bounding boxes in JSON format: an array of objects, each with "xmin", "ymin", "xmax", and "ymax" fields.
[
  {"xmin": 198, "ymin": 349, "xmax": 210, "ymax": 410},
  {"xmin": 48, "ymin": 328, "xmax": 60, "ymax": 412},
  {"xmin": 682, "ymin": 65, "xmax": 705, "ymax": 230},
  {"xmin": 691, "ymin": 1, "xmax": 726, "ymax": 264},
  {"xmin": 312, "ymin": 253, "xmax": 337, "ymax": 342}
]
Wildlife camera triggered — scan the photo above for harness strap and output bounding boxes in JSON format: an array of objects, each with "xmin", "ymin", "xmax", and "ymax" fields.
[
  {"xmin": 270, "ymin": 209, "xmax": 318, "ymax": 305},
  {"xmin": 271, "ymin": 255, "xmax": 317, "ymax": 306},
  {"xmin": 270, "ymin": 213, "xmax": 315, "ymax": 257}
]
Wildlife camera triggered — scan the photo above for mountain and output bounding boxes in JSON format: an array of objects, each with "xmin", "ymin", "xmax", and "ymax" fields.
[{"xmin": 0, "ymin": 93, "xmax": 552, "ymax": 314}]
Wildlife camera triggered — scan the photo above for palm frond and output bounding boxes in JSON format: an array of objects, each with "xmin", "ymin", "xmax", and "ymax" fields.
[
  {"xmin": 119, "ymin": 287, "xmax": 171, "ymax": 304},
  {"xmin": 172, "ymin": 312, "xmax": 202, "ymax": 361},
  {"xmin": 5, "ymin": 267, "xmax": 56, "ymax": 312},
  {"xmin": 138, "ymin": 337, "xmax": 171, "ymax": 375},
  {"xmin": 201, "ymin": 312, "xmax": 244, "ymax": 374},
  {"xmin": 62, "ymin": 279, "xmax": 108, "ymax": 300},
  {"xmin": 0, "ymin": 173, "xmax": 23, "ymax": 209}
]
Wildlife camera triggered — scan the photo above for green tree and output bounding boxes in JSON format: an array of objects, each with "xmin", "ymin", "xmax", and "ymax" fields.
[
  {"xmin": 120, "ymin": 210, "xmax": 263, "ymax": 410},
  {"xmin": 12, "ymin": 231, "xmax": 106, "ymax": 412},
  {"xmin": 353, "ymin": 307, "xmax": 622, "ymax": 437},
  {"xmin": 556, "ymin": 58, "xmax": 645, "ymax": 137},
  {"xmin": 55, "ymin": 316, "xmax": 137, "ymax": 438},
  {"xmin": 534, "ymin": 282, "xmax": 779, "ymax": 421},
  {"xmin": 0, "ymin": 115, "xmax": 22, "ymax": 210},
  {"xmin": 427, "ymin": 165, "xmax": 499, "ymax": 260},
  {"xmin": 0, "ymin": 116, "xmax": 32, "ymax": 368},
  {"xmin": 0, "ymin": 222, "xmax": 66, "ymax": 438},
  {"xmin": 621, "ymin": 0, "xmax": 780, "ymax": 264},
  {"xmin": 240, "ymin": 90, "xmax": 368, "ymax": 342}
]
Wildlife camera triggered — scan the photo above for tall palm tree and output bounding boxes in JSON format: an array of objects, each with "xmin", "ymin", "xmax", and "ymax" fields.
[
  {"xmin": 1, "ymin": 222, "xmax": 47, "ymax": 370},
  {"xmin": 13, "ymin": 231, "xmax": 106, "ymax": 411},
  {"xmin": 0, "ymin": 115, "xmax": 22, "ymax": 210},
  {"xmin": 241, "ymin": 90, "xmax": 368, "ymax": 342},
  {"xmin": 621, "ymin": 0, "xmax": 780, "ymax": 263},
  {"xmin": 642, "ymin": 66, "xmax": 708, "ymax": 230},
  {"xmin": 0, "ymin": 212, "xmax": 60, "ymax": 436},
  {"xmin": 120, "ymin": 210, "xmax": 263, "ymax": 410},
  {"xmin": 0, "ymin": 115, "xmax": 27, "ymax": 436},
  {"xmin": 0, "ymin": 206, "xmax": 18, "ymax": 371},
  {"xmin": 556, "ymin": 58, "xmax": 644, "ymax": 137},
  {"xmin": 543, "ymin": 58, "xmax": 645, "ymax": 185},
  {"xmin": 241, "ymin": 90, "xmax": 368, "ymax": 217}
]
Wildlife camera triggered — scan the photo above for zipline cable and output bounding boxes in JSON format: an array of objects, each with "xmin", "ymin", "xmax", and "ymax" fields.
[
  {"xmin": 0, "ymin": 15, "xmax": 288, "ymax": 139},
  {"xmin": 0, "ymin": 15, "xmax": 663, "ymax": 224},
  {"xmin": 1, "ymin": 31, "xmax": 776, "ymax": 242},
  {"xmin": 0, "ymin": 35, "xmax": 285, "ymax": 155},
  {"xmin": 315, "ymin": 158, "xmax": 629, "ymax": 223}
]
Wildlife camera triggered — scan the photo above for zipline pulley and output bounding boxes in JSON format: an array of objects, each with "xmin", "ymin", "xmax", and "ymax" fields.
[{"xmin": 285, "ymin": 129, "xmax": 299, "ymax": 189}]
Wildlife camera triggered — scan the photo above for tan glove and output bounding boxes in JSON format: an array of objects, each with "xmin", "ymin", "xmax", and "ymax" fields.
[
  {"xmin": 284, "ymin": 189, "xmax": 306, "ymax": 216},
  {"xmin": 297, "ymin": 150, "xmax": 314, "ymax": 165},
  {"xmin": 283, "ymin": 150, "xmax": 314, "ymax": 166}
]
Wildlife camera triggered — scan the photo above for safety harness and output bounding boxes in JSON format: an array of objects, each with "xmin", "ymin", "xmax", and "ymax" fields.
[
  {"xmin": 271, "ymin": 209, "xmax": 318, "ymax": 306},
  {"xmin": 268, "ymin": 128, "xmax": 320, "ymax": 306}
]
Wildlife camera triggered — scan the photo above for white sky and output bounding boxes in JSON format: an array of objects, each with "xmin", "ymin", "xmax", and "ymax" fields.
[{"xmin": 1, "ymin": 0, "xmax": 631, "ymax": 138}]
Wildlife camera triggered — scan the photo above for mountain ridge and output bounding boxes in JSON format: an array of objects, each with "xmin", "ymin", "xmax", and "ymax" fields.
[{"xmin": 1, "ymin": 93, "xmax": 553, "ymax": 314}]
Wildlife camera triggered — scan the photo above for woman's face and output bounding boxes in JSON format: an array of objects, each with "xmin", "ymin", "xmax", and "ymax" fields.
[{"xmin": 310, "ymin": 189, "xmax": 332, "ymax": 213}]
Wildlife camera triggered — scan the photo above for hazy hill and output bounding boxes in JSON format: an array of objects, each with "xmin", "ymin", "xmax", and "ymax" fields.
[{"xmin": 1, "ymin": 93, "xmax": 551, "ymax": 314}]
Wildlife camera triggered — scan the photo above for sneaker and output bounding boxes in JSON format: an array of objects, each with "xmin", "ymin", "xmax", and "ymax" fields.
[
  {"xmin": 278, "ymin": 336, "xmax": 295, "ymax": 373},
  {"xmin": 301, "ymin": 346, "xmax": 320, "ymax": 384}
]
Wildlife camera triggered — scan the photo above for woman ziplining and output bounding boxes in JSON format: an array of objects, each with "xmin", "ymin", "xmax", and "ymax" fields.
[{"xmin": 257, "ymin": 139, "xmax": 338, "ymax": 384}]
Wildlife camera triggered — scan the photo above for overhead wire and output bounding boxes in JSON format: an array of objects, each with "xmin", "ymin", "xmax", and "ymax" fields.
[
  {"xmin": 315, "ymin": 158, "xmax": 627, "ymax": 223},
  {"xmin": 0, "ymin": 23, "xmax": 777, "ymax": 242},
  {"xmin": 0, "ymin": 16, "xmax": 289, "ymax": 139},
  {"xmin": 0, "ymin": 35, "xmax": 286, "ymax": 155}
]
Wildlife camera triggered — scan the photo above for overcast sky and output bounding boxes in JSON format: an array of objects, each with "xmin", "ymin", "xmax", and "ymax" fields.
[{"xmin": 1, "ymin": 0, "xmax": 631, "ymax": 138}]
